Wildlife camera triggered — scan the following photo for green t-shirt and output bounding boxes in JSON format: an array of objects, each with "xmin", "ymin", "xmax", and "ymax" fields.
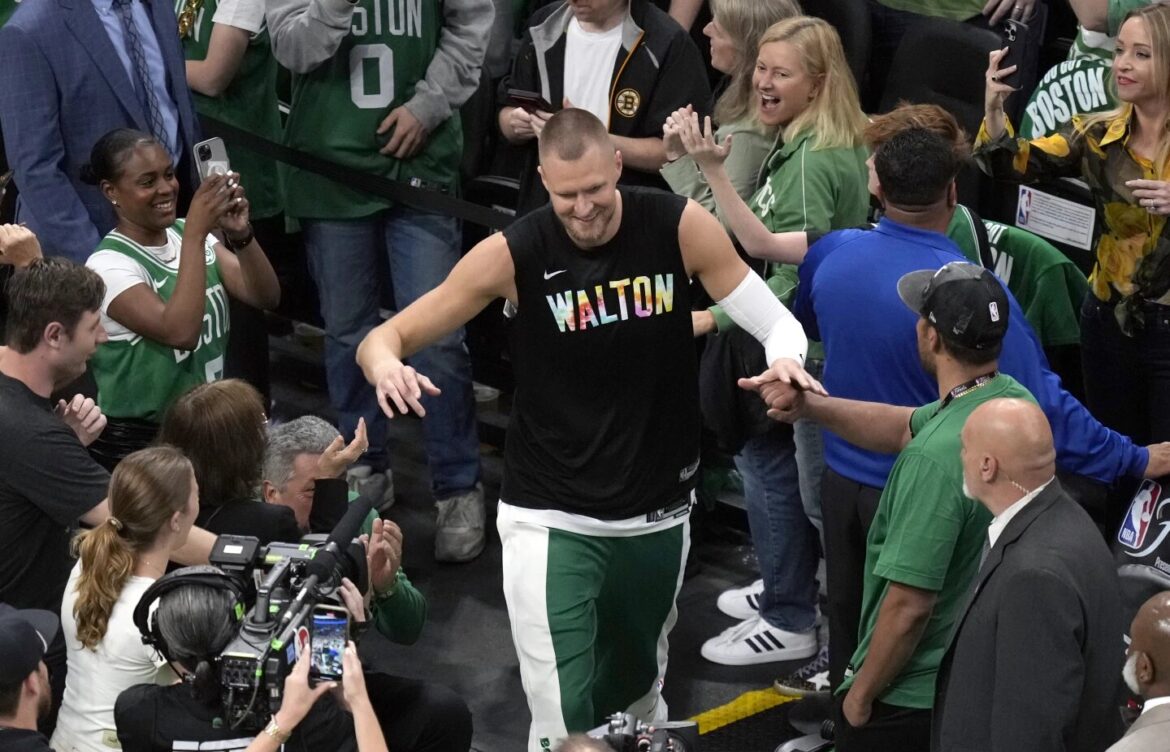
[
  {"xmin": 839, "ymin": 374, "xmax": 1037, "ymax": 709},
  {"xmin": 0, "ymin": 0, "xmax": 20, "ymax": 26},
  {"xmin": 946, "ymin": 206, "xmax": 1090, "ymax": 347},
  {"xmin": 177, "ymin": 0, "xmax": 285, "ymax": 220},
  {"xmin": 89, "ymin": 220, "xmax": 230, "ymax": 421},
  {"xmin": 282, "ymin": 0, "xmax": 463, "ymax": 220},
  {"xmin": 876, "ymin": 0, "xmax": 980, "ymax": 22},
  {"xmin": 1018, "ymin": 57, "xmax": 1114, "ymax": 139}
]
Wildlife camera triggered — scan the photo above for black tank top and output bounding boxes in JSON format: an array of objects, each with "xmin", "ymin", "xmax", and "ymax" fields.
[{"xmin": 501, "ymin": 187, "xmax": 700, "ymax": 519}]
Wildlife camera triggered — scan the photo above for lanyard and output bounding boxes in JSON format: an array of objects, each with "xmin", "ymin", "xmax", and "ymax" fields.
[{"xmin": 938, "ymin": 371, "xmax": 998, "ymax": 412}]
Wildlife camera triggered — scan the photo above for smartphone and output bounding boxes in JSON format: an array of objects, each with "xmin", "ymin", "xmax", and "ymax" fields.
[
  {"xmin": 507, "ymin": 88, "xmax": 556, "ymax": 113},
  {"xmin": 193, "ymin": 137, "xmax": 231, "ymax": 182},
  {"xmin": 999, "ymin": 18, "xmax": 1029, "ymax": 89},
  {"xmin": 310, "ymin": 604, "xmax": 349, "ymax": 681}
]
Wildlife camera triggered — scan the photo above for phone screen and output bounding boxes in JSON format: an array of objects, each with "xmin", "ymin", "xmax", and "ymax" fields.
[{"xmin": 310, "ymin": 608, "xmax": 348, "ymax": 681}]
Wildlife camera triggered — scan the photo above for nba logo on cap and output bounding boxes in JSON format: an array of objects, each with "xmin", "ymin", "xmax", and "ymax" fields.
[{"xmin": 1119, "ymin": 480, "xmax": 1161, "ymax": 549}]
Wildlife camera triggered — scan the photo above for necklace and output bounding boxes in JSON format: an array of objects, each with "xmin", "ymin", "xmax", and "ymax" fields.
[
  {"xmin": 938, "ymin": 371, "xmax": 998, "ymax": 411},
  {"xmin": 177, "ymin": 0, "xmax": 204, "ymax": 38}
]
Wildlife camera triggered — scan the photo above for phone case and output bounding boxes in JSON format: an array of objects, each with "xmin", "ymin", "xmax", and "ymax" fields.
[
  {"xmin": 1000, "ymin": 19, "xmax": 1029, "ymax": 88},
  {"xmin": 193, "ymin": 137, "xmax": 231, "ymax": 182}
]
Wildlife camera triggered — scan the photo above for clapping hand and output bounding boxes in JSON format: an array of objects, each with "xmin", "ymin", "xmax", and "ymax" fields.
[
  {"xmin": 362, "ymin": 518, "xmax": 404, "ymax": 597},
  {"xmin": 677, "ymin": 112, "xmax": 732, "ymax": 173},
  {"xmin": 663, "ymin": 106, "xmax": 694, "ymax": 162},
  {"xmin": 55, "ymin": 394, "xmax": 107, "ymax": 446},
  {"xmin": 316, "ymin": 418, "xmax": 369, "ymax": 479}
]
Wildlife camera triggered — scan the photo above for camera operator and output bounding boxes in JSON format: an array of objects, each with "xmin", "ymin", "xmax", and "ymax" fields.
[
  {"xmin": 262, "ymin": 415, "xmax": 473, "ymax": 751},
  {"xmin": 114, "ymin": 573, "xmax": 374, "ymax": 752}
]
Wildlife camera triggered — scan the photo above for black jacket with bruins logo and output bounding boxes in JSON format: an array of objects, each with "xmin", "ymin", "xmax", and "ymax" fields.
[{"xmin": 500, "ymin": 0, "xmax": 713, "ymax": 215}]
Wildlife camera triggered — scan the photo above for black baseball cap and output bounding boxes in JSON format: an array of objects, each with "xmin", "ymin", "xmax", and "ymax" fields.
[
  {"xmin": 0, "ymin": 604, "xmax": 59, "ymax": 684},
  {"xmin": 897, "ymin": 262, "xmax": 1009, "ymax": 350}
]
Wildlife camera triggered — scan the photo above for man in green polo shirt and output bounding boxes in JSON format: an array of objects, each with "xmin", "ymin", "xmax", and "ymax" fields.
[{"xmin": 752, "ymin": 261, "xmax": 1035, "ymax": 751}]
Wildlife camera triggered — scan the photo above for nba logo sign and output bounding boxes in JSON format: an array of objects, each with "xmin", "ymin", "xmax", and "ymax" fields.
[{"xmin": 1119, "ymin": 480, "xmax": 1162, "ymax": 549}]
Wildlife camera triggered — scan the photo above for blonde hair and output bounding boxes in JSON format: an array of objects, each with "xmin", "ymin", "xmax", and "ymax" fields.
[
  {"xmin": 711, "ymin": 0, "xmax": 801, "ymax": 126},
  {"xmin": 1081, "ymin": 2, "xmax": 1170, "ymax": 172},
  {"xmin": 72, "ymin": 446, "xmax": 194, "ymax": 650},
  {"xmin": 758, "ymin": 16, "xmax": 867, "ymax": 150}
]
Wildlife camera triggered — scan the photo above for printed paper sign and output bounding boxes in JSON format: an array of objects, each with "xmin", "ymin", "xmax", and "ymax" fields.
[{"xmin": 1016, "ymin": 186, "xmax": 1095, "ymax": 251}]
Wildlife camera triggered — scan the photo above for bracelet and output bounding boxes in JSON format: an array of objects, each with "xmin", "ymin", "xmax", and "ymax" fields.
[
  {"xmin": 225, "ymin": 224, "xmax": 254, "ymax": 251},
  {"xmin": 263, "ymin": 715, "xmax": 291, "ymax": 744}
]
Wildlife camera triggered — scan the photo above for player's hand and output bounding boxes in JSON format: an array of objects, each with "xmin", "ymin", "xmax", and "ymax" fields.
[
  {"xmin": 842, "ymin": 688, "xmax": 873, "ymax": 728},
  {"xmin": 1127, "ymin": 179, "xmax": 1170, "ymax": 216},
  {"xmin": 55, "ymin": 394, "xmax": 107, "ymax": 446},
  {"xmin": 769, "ymin": 357, "xmax": 827, "ymax": 395},
  {"xmin": 679, "ymin": 113, "xmax": 732, "ymax": 173},
  {"xmin": 0, "ymin": 224, "xmax": 43, "ymax": 268},
  {"xmin": 276, "ymin": 651, "xmax": 334, "ymax": 731},
  {"xmin": 317, "ymin": 418, "xmax": 368, "ymax": 478},
  {"xmin": 373, "ymin": 361, "xmax": 441, "ymax": 418},
  {"xmin": 186, "ymin": 172, "xmax": 235, "ymax": 238},
  {"xmin": 338, "ymin": 577, "xmax": 368, "ymax": 623},
  {"xmin": 362, "ymin": 517, "xmax": 404, "ymax": 597},
  {"xmin": 1143, "ymin": 442, "xmax": 1170, "ymax": 478},
  {"xmin": 691, "ymin": 310, "xmax": 717, "ymax": 337},
  {"xmin": 377, "ymin": 106, "xmax": 429, "ymax": 159}
]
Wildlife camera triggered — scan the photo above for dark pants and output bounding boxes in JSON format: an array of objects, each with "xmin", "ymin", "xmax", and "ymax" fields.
[
  {"xmin": 821, "ymin": 467, "xmax": 884, "ymax": 690},
  {"xmin": 364, "ymin": 671, "xmax": 473, "ymax": 752},
  {"xmin": 834, "ymin": 696, "xmax": 931, "ymax": 752}
]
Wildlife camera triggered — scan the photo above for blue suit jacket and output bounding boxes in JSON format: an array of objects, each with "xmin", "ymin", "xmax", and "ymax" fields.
[{"xmin": 0, "ymin": 0, "xmax": 200, "ymax": 262}]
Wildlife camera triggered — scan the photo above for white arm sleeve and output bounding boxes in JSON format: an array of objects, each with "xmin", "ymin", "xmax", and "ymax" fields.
[{"xmin": 715, "ymin": 271, "xmax": 808, "ymax": 366}]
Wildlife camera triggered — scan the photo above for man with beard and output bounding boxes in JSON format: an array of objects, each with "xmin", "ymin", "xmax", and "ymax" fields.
[
  {"xmin": 1109, "ymin": 592, "xmax": 1170, "ymax": 751},
  {"xmin": 357, "ymin": 107, "xmax": 821, "ymax": 751},
  {"xmin": 755, "ymin": 261, "xmax": 1032, "ymax": 751},
  {"xmin": 934, "ymin": 398, "xmax": 1124, "ymax": 752},
  {"xmin": 0, "ymin": 605, "xmax": 61, "ymax": 751}
]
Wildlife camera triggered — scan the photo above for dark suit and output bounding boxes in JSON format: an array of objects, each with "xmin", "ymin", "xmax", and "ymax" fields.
[
  {"xmin": 934, "ymin": 480, "xmax": 1126, "ymax": 752},
  {"xmin": 0, "ymin": 0, "xmax": 199, "ymax": 262}
]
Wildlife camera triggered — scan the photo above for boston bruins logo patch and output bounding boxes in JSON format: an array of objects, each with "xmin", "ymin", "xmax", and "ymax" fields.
[{"xmin": 614, "ymin": 88, "xmax": 641, "ymax": 118}]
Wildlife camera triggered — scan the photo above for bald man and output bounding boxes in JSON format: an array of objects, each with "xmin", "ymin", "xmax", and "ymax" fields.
[
  {"xmin": 934, "ymin": 398, "xmax": 1125, "ymax": 752},
  {"xmin": 1109, "ymin": 592, "xmax": 1170, "ymax": 751}
]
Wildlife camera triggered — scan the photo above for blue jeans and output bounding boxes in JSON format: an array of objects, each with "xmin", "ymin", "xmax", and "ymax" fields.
[
  {"xmin": 303, "ymin": 209, "xmax": 480, "ymax": 497},
  {"xmin": 735, "ymin": 426, "xmax": 819, "ymax": 633}
]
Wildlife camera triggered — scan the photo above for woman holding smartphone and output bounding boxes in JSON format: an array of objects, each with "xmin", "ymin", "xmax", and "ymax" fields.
[
  {"xmin": 81, "ymin": 128, "xmax": 280, "ymax": 470},
  {"xmin": 975, "ymin": 2, "xmax": 1170, "ymax": 447}
]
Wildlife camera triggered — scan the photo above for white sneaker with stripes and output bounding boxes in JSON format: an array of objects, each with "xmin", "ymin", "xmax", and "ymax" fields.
[
  {"xmin": 716, "ymin": 579, "xmax": 764, "ymax": 620},
  {"xmin": 700, "ymin": 615, "xmax": 817, "ymax": 666}
]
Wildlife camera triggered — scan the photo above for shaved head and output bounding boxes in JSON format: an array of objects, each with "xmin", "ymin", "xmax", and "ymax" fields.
[
  {"xmin": 960, "ymin": 399, "xmax": 1055, "ymax": 513},
  {"xmin": 538, "ymin": 108, "xmax": 614, "ymax": 163},
  {"xmin": 1129, "ymin": 591, "xmax": 1170, "ymax": 699}
]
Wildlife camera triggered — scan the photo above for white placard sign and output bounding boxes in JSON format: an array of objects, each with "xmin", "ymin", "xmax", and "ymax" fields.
[{"xmin": 1015, "ymin": 185, "xmax": 1096, "ymax": 251}]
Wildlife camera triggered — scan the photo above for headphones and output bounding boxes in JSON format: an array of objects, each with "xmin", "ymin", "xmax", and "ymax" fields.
[{"xmin": 133, "ymin": 565, "xmax": 248, "ymax": 664}]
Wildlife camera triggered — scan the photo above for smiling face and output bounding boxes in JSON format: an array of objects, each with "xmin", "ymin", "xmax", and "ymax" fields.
[
  {"xmin": 539, "ymin": 143, "xmax": 623, "ymax": 248},
  {"xmin": 752, "ymin": 40, "xmax": 821, "ymax": 128},
  {"xmin": 1114, "ymin": 17, "xmax": 1164, "ymax": 107},
  {"xmin": 102, "ymin": 142, "xmax": 180, "ymax": 235}
]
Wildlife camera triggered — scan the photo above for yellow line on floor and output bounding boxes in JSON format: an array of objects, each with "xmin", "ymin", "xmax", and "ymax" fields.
[{"xmin": 689, "ymin": 688, "xmax": 798, "ymax": 735}]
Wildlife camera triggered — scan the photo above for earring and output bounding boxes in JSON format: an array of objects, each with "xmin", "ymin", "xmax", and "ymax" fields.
[{"xmin": 111, "ymin": 201, "xmax": 119, "ymax": 207}]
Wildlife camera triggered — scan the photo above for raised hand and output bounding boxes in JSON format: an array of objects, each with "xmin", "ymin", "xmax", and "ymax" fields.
[
  {"xmin": 984, "ymin": 48, "xmax": 1018, "ymax": 139},
  {"xmin": 679, "ymin": 113, "xmax": 732, "ymax": 173},
  {"xmin": 55, "ymin": 394, "xmax": 107, "ymax": 446},
  {"xmin": 0, "ymin": 224, "xmax": 43, "ymax": 268},
  {"xmin": 316, "ymin": 417, "xmax": 369, "ymax": 479},
  {"xmin": 373, "ymin": 361, "xmax": 441, "ymax": 418}
]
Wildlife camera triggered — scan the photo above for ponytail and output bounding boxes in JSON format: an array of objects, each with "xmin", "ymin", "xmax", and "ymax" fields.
[{"xmin": 72, "ymin": 521, "xmax": 136, "ymax": 649}]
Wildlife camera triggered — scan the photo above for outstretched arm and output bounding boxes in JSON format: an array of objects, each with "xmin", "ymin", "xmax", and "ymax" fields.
[{"xmin": 357, "ymin": 232, "xmax": 515, "ymax": 417}]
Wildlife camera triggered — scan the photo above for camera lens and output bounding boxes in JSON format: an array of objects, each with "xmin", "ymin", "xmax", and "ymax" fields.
[{"xmin": 198, "ymin": 145, "xmax": 212, "ymax": 161}]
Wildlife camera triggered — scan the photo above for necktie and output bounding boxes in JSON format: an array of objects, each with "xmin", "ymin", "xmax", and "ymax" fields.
[
  {"xmin": 111, "ymin": 0, "xmax": 167, "ymax": 147},
  {"xmin": 978, "ymin": 539, "xmax": 990, "ymax": 570}
]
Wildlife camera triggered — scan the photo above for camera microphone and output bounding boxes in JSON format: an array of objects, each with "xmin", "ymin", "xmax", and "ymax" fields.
[{"xmin": 282, "ymin": 496, "xmax": 373, "ymax": 625}]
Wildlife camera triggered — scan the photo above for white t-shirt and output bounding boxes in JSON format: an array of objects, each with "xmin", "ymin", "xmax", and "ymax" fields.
[
  {"xmin": 212, "ymin": 0, "xmax": 265, "ymax": 35},
  {"xmin": 563, "ymin": 17, "xmax": 624, "ymax": 125},
  {"xmin": 52, "ymin": 562, "xmax": 174, "ymax": 752},
  {"xmin": 86, "ymin": 228, "xmax": 219, "ymax": 342}
]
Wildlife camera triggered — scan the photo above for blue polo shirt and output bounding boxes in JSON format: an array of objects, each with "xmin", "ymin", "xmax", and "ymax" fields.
[{"xmin": 794, "ymin": 217, "xmax": 1147, "ymax": 489}]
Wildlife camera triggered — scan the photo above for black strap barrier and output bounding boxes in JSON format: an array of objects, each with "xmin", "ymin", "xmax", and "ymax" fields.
[{"xmin": 198, "ymin": 115, "xmax": 516, "ymax": 231}]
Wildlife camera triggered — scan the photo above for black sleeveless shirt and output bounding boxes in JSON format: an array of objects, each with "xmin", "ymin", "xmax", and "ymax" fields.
[{"xmin": 501, "ymin": 187, "xmax": 700, "ymax": 519}]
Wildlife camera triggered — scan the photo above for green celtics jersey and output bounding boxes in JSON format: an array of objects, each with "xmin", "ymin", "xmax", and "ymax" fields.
[
  {"xmin": 282, "ymin": 0, "xmax": 462, "ymax": 220},
  {"xmin": 90, "ymin": 220, "xmax": 230, "ymax": 421},
  {"xmin": 947, "ymin": 205, "xmax": 1090, "ymax": 348},
  {"xmin": 0, "ymin": 0, "xmax": 21, "ymax": 27},
  {"xmin": 177, "ymin": 0, "xmax": 284, "ymax": 219},
  {"xmin": 1019, "ymin": 56, "xmax": 1114, "ymax": 139}
]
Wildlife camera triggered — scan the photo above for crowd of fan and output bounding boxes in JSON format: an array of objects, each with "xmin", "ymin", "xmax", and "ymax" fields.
[{"xmin": 2, "ymin": 0, "xmax": 1170, "ymax": 750}]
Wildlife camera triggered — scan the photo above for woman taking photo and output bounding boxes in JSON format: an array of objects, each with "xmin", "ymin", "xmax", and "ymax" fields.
[
  {"xmin": 52, "ymin": 446, "xmax": 201, "ymax": 752},
  {"xmin": 83, "ymin": 128, "xmax": 280, "ymax": 470},
  {"xmin": 976, "ymin": 1, "xmax": 1170, "ymax": 447},
  {"xmin": 668, "ymin": 15, "xmax": 868, "ymax": 680}
]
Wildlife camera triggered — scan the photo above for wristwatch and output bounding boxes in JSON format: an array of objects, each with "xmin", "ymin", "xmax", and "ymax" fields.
[{"xmin": 263, "ymin": 715, "xmax": 291, "ymax": 744}]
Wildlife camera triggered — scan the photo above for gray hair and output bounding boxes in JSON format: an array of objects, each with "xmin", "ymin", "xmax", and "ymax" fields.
[
  {"xmin": 156, "ymin": 584, "xmax": 237, "ymax": 667},
  {"xmin": 263, "ymin": 415, "xmax": 341, "ymax": 491}
]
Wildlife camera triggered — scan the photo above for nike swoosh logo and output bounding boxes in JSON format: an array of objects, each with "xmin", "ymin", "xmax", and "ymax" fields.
[{"xmin": 543, "ymin": 269, "xmax": 568, "ymax": 280}]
